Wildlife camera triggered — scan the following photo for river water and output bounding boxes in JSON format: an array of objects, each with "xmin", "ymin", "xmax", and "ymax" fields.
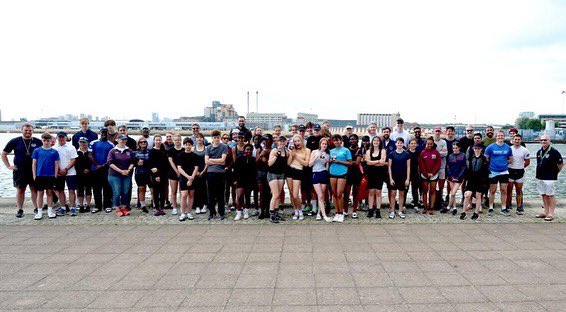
[{"xmin": 0, "ymin": 133, "xmax": 564, "ymax": 199}]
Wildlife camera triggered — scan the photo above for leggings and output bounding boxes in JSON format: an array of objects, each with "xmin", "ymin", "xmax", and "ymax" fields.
[
  {"xmin": 151, "ymin": 174, "xmax": 168, "ymax": 209},
  {"xmin": 207, "ymin": 172, "xmax": 226, "ymax": 216}
]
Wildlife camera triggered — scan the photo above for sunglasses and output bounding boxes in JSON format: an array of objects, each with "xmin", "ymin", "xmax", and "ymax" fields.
[
  {"xmin": 541, "ymin": 139, "xmax": 549, "ymax": 141},
  {"xmin": 192, "ymin": 128, "xmax": 199, "ymax": 130},
  {"xmin": 139, "ymin": 141, "xmax": 147, "ymax": 144},
  {"xmin": 466, "ymin": 130, "xmax": 474, "ymax": 132}
]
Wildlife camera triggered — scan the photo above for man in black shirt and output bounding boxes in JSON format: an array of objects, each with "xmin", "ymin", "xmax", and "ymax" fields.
[
  {"xmin": 2, "ymin": 123, "xmax": 43, "ymax": 218},
  {"xmin": 535, "ymin": 135, "xmax": 563, "ymax": 221},
  {"xmin": 234, "ymin": 116, "xmax": 252, "ymax": 142},
  {"xmin": 459, "ymin": 124, "xmax": 475, "ymax": 154},
  {"xmin": 306, "ymin": 124, "xmax": 322, "ymax": 151}
]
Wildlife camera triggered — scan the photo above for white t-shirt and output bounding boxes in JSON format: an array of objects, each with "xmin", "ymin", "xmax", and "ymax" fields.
[
  {"xmin": 434, "ymin": 138, "xmax": 448, "ymax": 168},
  {"xmin": 509, "ymin": 145, "xmax": 530, "ymax": 170},
  {"xmin": 390, "ymin": 130, "xmax": 411, "ymax": 147},
  {"xmin": 53, "ymin": 143, "xmax": 78, "ymax": 176}
]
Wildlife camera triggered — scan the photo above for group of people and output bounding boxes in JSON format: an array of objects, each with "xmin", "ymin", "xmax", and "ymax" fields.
[{"xmin": 2, "ymin": 116, "xmax": 563, "ymax": 223}]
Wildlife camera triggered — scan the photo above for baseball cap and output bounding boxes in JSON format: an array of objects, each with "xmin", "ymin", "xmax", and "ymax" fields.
[
  {"xmin": 313, "ymin": 124, "xmax": 321, "ymax": 131},
  {"xmin": 117, "ymin": 134, "xmax": 127, "ymax": 140},
  {"xmin": 434, "ymin": 125, "xmax": 442, "ymax": 132},
  {"xmin": 141, "ymin": 127, "xmax": 150, "ymax": 131},
  {"xmin": 345, "ymin": 125, "xmax": 353, "ymax": 129},
  {"xmin": 78, "ymin": 137, "xmax": 89, "ymax": 143},
  {"xmin": 57, "ymin": 131, "xmax": 67, "ymax": 138},
  {"xmin": 279, "ymin": 135, "xmax": 287, "ymax": 141},
  {"xmin": 298, "ymin": 125, "xmax": 306, "ymax": 131},
  {"xmin": 262, "ymin": 134, "xmax": 273, "ymax": 141}
]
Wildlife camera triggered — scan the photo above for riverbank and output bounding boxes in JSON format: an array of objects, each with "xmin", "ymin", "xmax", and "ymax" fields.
[{"xmin": 0, "ymin": 198, "xmax": 563, "ymax": 225}]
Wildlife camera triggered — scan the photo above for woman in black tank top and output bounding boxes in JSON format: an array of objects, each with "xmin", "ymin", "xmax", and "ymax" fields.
[
  {"xmin": 266, "ymin": 136, "xmax": 289, "ymax": 223},
  {"xmin": 364, "ymin": 137, "xmax": 387, "ymax": 218}
]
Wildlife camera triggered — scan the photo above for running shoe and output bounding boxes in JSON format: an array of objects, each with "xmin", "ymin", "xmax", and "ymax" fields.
[
  {"xmin": 389, "ymin": 212, "xmax": 395, "ymax": 219},
  {"xmin": 352, "ymin": 212, "xmax": 358, "ymax": 219},
  {"xmin": 398, "ymin": 211, "xmax": 405, "ymax": 219},
  {"xmin": 16, "ymin": 209, "xmax": 24, "ymax": 218},
  {"xmin": 171, "ymin": 208, "xmax": 178, "ymax": 215},
  {"xmin": 47, "ymin": 208, "xmax": 57, "ymax": 219},
  {"xmin": 69, "ymin": 207, "xmax": 77, "ymax": 216},
  {"xmin": 56, "ymin": 207, "xmax": 66, "ymax": 216},
  {"xmin": 179, "ymin": 213, "xmax": 187, "ymax": 222}
]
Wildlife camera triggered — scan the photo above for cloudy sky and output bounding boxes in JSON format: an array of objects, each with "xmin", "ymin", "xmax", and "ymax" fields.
[{"xmin": 1, "ymin": 0, "xmax": 565, "ymax": 124}]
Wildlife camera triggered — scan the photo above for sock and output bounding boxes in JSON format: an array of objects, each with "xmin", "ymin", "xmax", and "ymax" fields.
[
  {"xmin": 489, "ymin": 204, "xmax": 493, "ymax": 209},
  {"xmin": 501, "ymin": 205, "xmax": 507, "ymax": 210}
]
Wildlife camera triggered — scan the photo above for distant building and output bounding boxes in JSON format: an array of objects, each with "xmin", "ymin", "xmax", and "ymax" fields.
[
  {"xmin": 246, "ymin": 112, "xmax": 288, "ymax": 129},
  {"xmin": 539, "ymin": 114, "xmax": 566, "ymax": 129},
  {"xmin": 152, "ymin": 112, "xmax": 160, "ymax": 122},
  {"xmin": 296, "ymin": 113, "xmax": 318, "ymax": 125},
  {"xmin": 204, "ymin": 101, "xmax": 238, "ymax": 122},
  {"xmin": 323, "ymin": 119, "xmax": 357, "ymax": 128},
  {"xmin": 357, "ymin": 113, "xmax": 400, "ymax": 128},
  {"xmin": 519, "ymin": 112, "xmax": 535, "ymax": 118}
]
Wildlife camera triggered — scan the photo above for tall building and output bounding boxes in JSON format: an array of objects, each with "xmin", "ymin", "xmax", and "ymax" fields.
[
  {"xmin": 152, "ymin": 112, "xmax": 160, "ymax": 122},
  {"xmin": 203, "ymin": 101, "xmax": 238, "ymax": 122},
  {"xmin": 357, "ymin": 113, "xmax": 400, "ymax": 128},
  {"xmin": 296, "ymin": 113, "xmax": 318, "ymax": 124},
  {"xmin": 246, "ymin": 112, "xmax": 287, "ymax": 129}
]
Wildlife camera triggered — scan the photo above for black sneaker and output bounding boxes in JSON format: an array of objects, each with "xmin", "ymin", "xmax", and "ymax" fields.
[
  {"xmin": 136, "ymin": 202, "xmax": 141, "ymax": 209},
  {"xmin": 270, "ymin": 213, "xmax": 279, "ymax": 223},
  {"xmin": 65, "ymin": 204, "xmax": 70, "ymax": 213},
  {"xmin": 451, "ymin": 208, "xmax": 458, "ymax": 216},
  {"xmin": 79, "ymin": 206, "xmax": 86, "ymax": 213},
  {"xmin": 207, "ymin": 214, "xmax": 215, "ymax": 221},
  {"xmin": 375, "ymin": 209, "xmax": 382, "ymax": 219},
  {"xmin": 220, "ymin": 215, "xmax": 226, "ymax": 221},
  {"xmin": 275, "ymin": 211, "xmax": 286, "ymax": 221},
  {"xmin": 367, "ymin": 209, "xmax": 375, "ymax": 218},
  {"xmin": 85, "ymin": 205, "xmax": 91, "ymax": 212},
  {"xmin": 440, "ymin": 208, "xmax": 449, "ymax": 214},
  {"xmin": 141, "ymin": 206, "xmax": 149, "ymax": 213},
  {"xmin": 460, "ymin": 212, "xmax": 466, "ymax": 220},
  {"xmin": 16, "ymin": 209, "xmax": 24, "ymax": 218},
  {"xmin": 34, "ymin": 208, "xmax": 38, "ymax": 214},
  {"xmin": 488, "ymin": 208, "xmax": 494, "ymax": 215},
  {"xmin": 471, "ymin": 213, "xmax": 479, "ymax": 220}
]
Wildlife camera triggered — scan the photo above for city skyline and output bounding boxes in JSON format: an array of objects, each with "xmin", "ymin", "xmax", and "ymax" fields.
[{"xmin": 1, "ymin": 1, "xmax": 565, "ymax": 124}]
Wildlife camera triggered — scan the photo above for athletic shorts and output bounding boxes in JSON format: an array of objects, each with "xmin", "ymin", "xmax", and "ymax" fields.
[
  {"xmin": 367, "ymin": 176, "xmax": 385, "ymax": 190},
  {"xmin": 179, "ymin": 176, "xmax": 194, "ymax": 191},
  {"xmin": 329, "ymin": 173, "xmax": 347, "ymax": 179},
  {"xmin": 390, "ymin": 177, "xmax": 408, "ymax": 191},
  {"xmin": 312, "ymin": 171, "xmax": 329, "ymax": 185},
  {"xmin": 13, "ymin": 168, "xmax": 35, "ymax": 189},
  {"xmin": 168, "ymin": 170, "xmax": 180, "ymax": 181},
  {"xmin": 447, "ymin": 176, "xmax": 464, "ymax": 184},
  {"xmin": 437, "ymin": 168, "xmax": 446, "ymax": 180},
  {"xmin": 35, "ymin": 176, "xmax": 56, "ymax": 191},
  {"xmin": 508, "ymin": 168, "xmax": 525, "ymax": 183},
  {"xmin": 267, "ymin": 172, "xmax": 285, "ymax": 181},
  {"xmin": 302, "ymin": 167, "xmax": 313, "ymax": 189},
  {"xmin": 464, "ymin": 179, "xmax": 487, "ymax": 197},
  {"xmin": 537, "ymin": 180, "xmax": 556, "ymax": 196},
  {"xmin": 489, "ymin": 174, "xmax": 509, "ymax": 185},
  {"xmin": 135, "ymin": 174, "xmax": 152, "ymax": 188},
  {"xmin": 287, "ymin": 167, "xmax": 303, "ymax": 181},
  {"xmin": 54, "ymin": 175, "xmax": 78, "ymax": 191},
  {"xmin": 420, "ymin": 173, "xmax": 439, "ymax": 182}
]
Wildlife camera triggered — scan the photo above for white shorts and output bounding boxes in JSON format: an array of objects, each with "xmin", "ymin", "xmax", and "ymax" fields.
[
  {"xmin": 537, "ymin": 180, "xmax": 556, "ymax": 196},
  {"xmin": 437, "ymin": 168, "xmax": 446, "ymax": 180}
]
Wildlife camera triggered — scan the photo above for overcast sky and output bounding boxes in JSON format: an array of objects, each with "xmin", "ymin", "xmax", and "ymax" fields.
[{"xmin": 1, "ymin": 0, "xmax": 565, "ymax": 124}]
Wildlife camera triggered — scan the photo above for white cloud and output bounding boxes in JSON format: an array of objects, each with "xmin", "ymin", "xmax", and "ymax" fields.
[{"xmin": 0, "ymin": 0, "xmax": 564, "ymax": 124}]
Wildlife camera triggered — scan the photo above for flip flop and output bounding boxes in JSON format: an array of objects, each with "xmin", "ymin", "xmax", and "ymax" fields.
[
  {"xmin": 544, "ymin": 216, "xmax": 554, "ymax": 221},
  {"xmin": 536, "ymin": 214, "xmax": 547, "ymax": 218}
]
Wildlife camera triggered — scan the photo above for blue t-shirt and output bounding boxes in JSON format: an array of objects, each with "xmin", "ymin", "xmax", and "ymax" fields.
[
  {"xmin": 329, "ymin": 147, "xmax": 352, "ymax": 176},
  {"xmin": 90, "ymin": 139, "xmax": 114, "ymax": 170},
  {"xmin": 32, "ymin": 147, "xmax": 60, "ymax": 177},
  {"xmin": 485, "ymin": 143, "xmax": 512, "ymax": 173},
  {"xmin": 388, "ymin": 150, "xmax": 411, "ymax": 180},
  {"xmin": 71, "ymin": 129, "xmax": 98, "ymax": 149},
  {"xmin": 3, "ymin": 136, "xmax": 42, "ymax": 169}
]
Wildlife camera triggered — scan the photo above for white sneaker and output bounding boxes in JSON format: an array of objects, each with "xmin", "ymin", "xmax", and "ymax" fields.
[
  {"xmin": 201, "ymin": 206, "xmax": 208, "ymax": 213},
  {"xmin": 243, "ymin": 208, "xmax": 249, "ymax": 219},
  {"xmin": 187, "ymin": 213, "xmax": 194, "ymax": 220},
  {"xmin": 337, "ymin": 214, "xmax": 344, "ymax": 223},
  {"xmin": 172, "ymin": 208, "xmax": 178, "ymax": 215},
  {"xmin": 332, "ymin": 214, "xmax": 340, "ymax": 222},
  {"xmin": 195, "ymin": 207, "xmax": 201, "ymax": 214},
  {"xmin": 324, "ymin": 216, "xmax": 333, "ymax": 223},
  {"xmin": 298, "ymin": 210, "xmax": 304, "ymax": 220},
  {"xmin": 389, "ymin": 212, "xmax": 395, "ymax": 219},
  {"xmin": 34, "ymin": 211, "xmax": 43, "ymax": 220},
  {"xmin": 234, "ymin": 211, "xmax": 242, "ymax": 221},
  {"xmin": 292, "ymin": 211, "xmax": 298, "ymax": 220},
  {"xmin": 316, "ymin": 214, "xmax": 322, "ymax": 221},
  {"xmin": 179, "ymin": 213, "xmax": 187, "ymax": 221},
  {"xmin": 352, "ymin": 212, "xmax": 358, "ymax": 219},
  {"xmin": 398, "ymin": 211, "xmax": 406, "ymax": 219},
  {"xmin": 47, "ymin": 208, "xmax": 56, "ymax": 219}
]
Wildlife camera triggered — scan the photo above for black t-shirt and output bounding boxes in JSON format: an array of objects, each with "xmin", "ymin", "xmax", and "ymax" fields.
[
  {"xmin": 177, "ymin": 151, "xmax": 198, "ymax": 176},
  {"xmin": 167, "ymin": 147, "xmax": 184, "ymax": 166},
  {"xmin": 306, "ymin": 135, "xmax": 321, "ymax": 151},
  {"xmin": 536, "ymin": 147, "xmax": 563, "ymax": 180},
  {"xmin": 3, "ymin": 136, "xmax": 43, "ymax": 169}
]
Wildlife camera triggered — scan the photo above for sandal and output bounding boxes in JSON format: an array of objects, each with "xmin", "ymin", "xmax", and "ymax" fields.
[
  {"xmin": 536, "ymin": 214, "xmax": 547, "ymax": 218},
  {"xmin": 544, "ymin": 216, "xmax": 554, "ymax": 221}
]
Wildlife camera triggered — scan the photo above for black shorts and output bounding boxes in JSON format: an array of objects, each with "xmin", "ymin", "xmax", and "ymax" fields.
[
  {"xmin": 168, "ymin": 170, "xmax": 180, "ymax": 181},
  {"xmin": 301, "ymin": 167, "xmax": 313, "ymax": 189},
  {"xmin": 508, "ymin": 168, "xmax": 525, "ymax": 182},
  {"xmin": 76, "ymin": 174, "xmax": 92, "ymax": 197},
  {"xmin": 135, "ymin": 174, "xmax": 152, "ymax": 188},
  {"xmin": 179, "ymin": 176, "xmax": 194, "ymax": 191},
  {"xmin": 35, "ymin": 176, "xmax": 56, "ymax": 191},
  {"xmin": 312, "ymin": 171, "xmax": 329, "ymax": 185},
  {"xmin": 390, "ymin": 177, "xmax": 408, "ymax": 191},
  {"xmin": 489, "ymin": 174, "xmax": 509, "ymax": 185},
  {"xmin": 465, "ymin": 180, "xmax": 487, "ymax": 197},
  {"xmin": 256, "ymin": 171, "xmax": 268, "ymax": 184},
  {"xmin": 287, "ymin": 167, "xmax": 303, "ymax": 181},
  {"xmin": 13, "ymin": 168, "xmax": 35, "ymax": 189},
  {"xmin": 367, "ymin": 173, "xmax": 385, "ymax": 190},
  {"xmin": 54, "ymin": 175, "xmax": 78, "ymax": 191},
  {"xmin": 329, "ymin": 174, "xmax": 347, "ymax": 179}
]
